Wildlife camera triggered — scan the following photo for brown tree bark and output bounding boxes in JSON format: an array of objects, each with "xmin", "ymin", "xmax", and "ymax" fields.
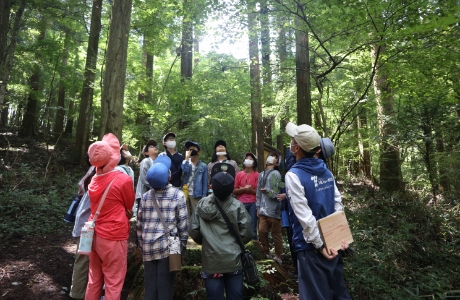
[
  {"xmin": 54, "ymin": 30, "xmax": 70, "ymax": 137},
  {"xmin": 295, "ymin": 14, "xmax": 311, "ymax": 125},
  {"xmin": 99, "ymin": 0, "xmax": 133, "ymax": 140},
  {"xmin": 20, "ymin": 17, "xmax": 46, "ymax": 136},
  {"xmin": 371, "ymin": 43, "xmax": 402, "ymax": 193},
  {"xmin": 248, "ymin": 1, "xmax": 263, "ymax": 162},
  {"xmin": 179, "ymin": 0, "xmax": 193, "ymax": 130},
  {"xmin": 0, "ymin": 0, "xmax": 25, "ymax": 125},
  {"xmin": 74, "ymin": 0, "xmax": 102, "ymax": 164}
]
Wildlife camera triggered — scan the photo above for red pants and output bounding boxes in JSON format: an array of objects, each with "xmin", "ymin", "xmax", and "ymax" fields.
[{"xmin": 85, "ymin": 235, "xmax": 128, "ymax": 300}]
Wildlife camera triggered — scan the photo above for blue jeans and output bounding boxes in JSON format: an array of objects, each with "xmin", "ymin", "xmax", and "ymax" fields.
[
  {"xmin": 244, "ymin": 203, "xmax": 258, "ymax": 240},
  {"xmin": 205, "ymin": 272, "xmax": 243, "ymax": 300}
]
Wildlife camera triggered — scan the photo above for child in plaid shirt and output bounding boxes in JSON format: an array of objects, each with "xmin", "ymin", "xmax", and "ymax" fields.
[{"xmin": 136, "ymin": 156, "xmax": 188, "ymax": 300}]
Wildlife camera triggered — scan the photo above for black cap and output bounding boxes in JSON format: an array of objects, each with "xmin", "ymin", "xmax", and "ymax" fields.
[
  {"xmin": 163, "ymin": 132, "xmax": 176, "ymax": 142},
  {"xmin": 146, "ymin": 139, "xmax": 157, "ymax": 148},
  {"xmin": 212, "ymin": 172, "xmax": 235, "ymax": 200},
  {"xmin": 210, "ymin": 163, "xmax": 236, "ymax": 180},
  {"xmin": 214, "ymin": 140, "xmax": 227, "ymax": 149},
  {"xmin": 184, "ymin": 141, "xmax": 201, "ymax": 151}
]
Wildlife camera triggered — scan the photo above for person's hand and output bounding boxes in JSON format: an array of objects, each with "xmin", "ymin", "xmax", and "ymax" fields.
[
  {"xmin": 276, "ymin": 193, "xmax": 286, "ymax": 201},
  {"xmin": 321, "ymin": 247, "xmax": 339, "ymax": 260},
  {"xmin": 185, "ymin": 150, "xmax": 191, "ymax": 160},
  {"xmin": 340, "ymin": 240, "xmax": 349, "ymax": 251},
  {"xmin": 260, "ymin": 188, "xmax": 267, "ymax": 194},
  {"xmin": 256, "ymin": 209, "xmax": 260, "ymax": 217},
  {"xmin": 126, "ymin": 209, "xmax": 133, "ymax": 219}
]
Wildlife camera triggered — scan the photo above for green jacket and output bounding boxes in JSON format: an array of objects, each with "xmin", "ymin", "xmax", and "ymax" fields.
[{"xmin": 189, "ymin": 194, "xmax": 252, "ymax": 274}]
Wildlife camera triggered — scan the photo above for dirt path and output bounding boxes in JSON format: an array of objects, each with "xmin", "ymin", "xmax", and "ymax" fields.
[{"xmin": 0, "ymin": 226, "xmax": 138, "ymax": 300}]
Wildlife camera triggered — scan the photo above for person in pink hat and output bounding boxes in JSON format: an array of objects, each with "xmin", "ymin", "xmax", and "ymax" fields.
[{"xmin": 85, "ymin": 133, "xmax": 135, "ymax": 300}]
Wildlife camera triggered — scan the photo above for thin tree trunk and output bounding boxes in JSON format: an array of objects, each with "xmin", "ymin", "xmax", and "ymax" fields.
[
  {"xmin": 357, "ymin": 105, "xmax": 371, "ymax": 179},
  {"xmin": 0, "ymin": 0, "xmax": 25, "ymax": 125},
  {"xmin": 295, "ymin": 14, "xmax": 311, "ymax": 125},
  {"xmin": 371, "ymin": 43, "xmax": 402, "ymax": 193},
  {"xmin": 99, "ymin": 0, "xmax": 133, "ymax": 140},
  {"xmin": 74, "ymin": 0, "xmax": 102, "ymax": 164},
  {"xmin": 179, "ymin": 0, "xmax": 193, "ymax": 130},
  {"xmin": 20, "ymin": 17, "xmax": 46, "ymax": 137},
  {"xmin": 248, "ymin": 1, "xmax": 263, "ymax": 160},
  {"xmin": 54, "ymin": 30, "xmax": 70, "ymax": 137},
  {"xmin": 136, "ymin": 34, "xmax": 153, "ymax": 126}
]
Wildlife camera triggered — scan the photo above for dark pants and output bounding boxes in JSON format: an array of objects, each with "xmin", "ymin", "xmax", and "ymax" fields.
[
  {"xmin": 244, "ymin": 203, "xmax": 258, "ymax": 240},
  {"xmin": 144, "ymin": 258, "xmax": 176, "ymax": 300},
  {"xmin": 297, "ymin": 249, "xmax": 351, "ymax": 300},
  {"xmin": 205, "ymin": 272, "xmax": 244, "ymax": 300}
]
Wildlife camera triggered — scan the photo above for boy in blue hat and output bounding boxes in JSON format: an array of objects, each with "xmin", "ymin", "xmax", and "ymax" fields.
[{"xmin": 136, "ymin": 156, "xmax": 188, "ymax": 300}]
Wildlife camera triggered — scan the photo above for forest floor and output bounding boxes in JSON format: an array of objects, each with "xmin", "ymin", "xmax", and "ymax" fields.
[{"xmin": 0, "ymin": 128, "xmax": 299, "ymax": 300}]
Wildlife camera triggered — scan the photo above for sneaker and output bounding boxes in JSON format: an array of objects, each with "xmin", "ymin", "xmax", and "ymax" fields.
[{"xmin": 273, "ymin": 256, "xmax": 282, "ymax": 265}]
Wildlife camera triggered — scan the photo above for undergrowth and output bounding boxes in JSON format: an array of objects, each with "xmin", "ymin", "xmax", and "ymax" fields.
[
  {"xmin": 0, "ymin": 137, "xmax": 84, "ymax": 247},
  {"xmin": 343, "ymin": 185, "xmax": 460, "ymax": 299}
]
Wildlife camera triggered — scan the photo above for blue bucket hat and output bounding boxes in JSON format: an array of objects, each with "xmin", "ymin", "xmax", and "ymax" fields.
[{"xmin": 146, "ymin": 156, "xmax": 172, "ymax": 189}]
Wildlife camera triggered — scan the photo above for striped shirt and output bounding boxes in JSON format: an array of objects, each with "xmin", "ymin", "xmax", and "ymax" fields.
[{"xmin": 137, "ymin": 184, "xmax": 188, "ymax": 261}]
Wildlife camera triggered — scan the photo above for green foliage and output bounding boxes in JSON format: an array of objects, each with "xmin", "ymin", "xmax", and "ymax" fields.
[
  {"xmin": 267, "ymin": 174, "xmax": 284, "ymax": 198},
  {"xmin": 343, "ymin": 186, "xmax": 460, "ymax": 299}
]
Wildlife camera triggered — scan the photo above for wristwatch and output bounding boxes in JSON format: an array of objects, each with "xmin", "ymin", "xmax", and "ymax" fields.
[{"xmin": 314, "ymin": 243, "xmax": 325, "ymax": 254}]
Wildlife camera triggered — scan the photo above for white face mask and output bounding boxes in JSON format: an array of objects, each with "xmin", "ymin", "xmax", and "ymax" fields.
[
  {"xmin": 165, "ymin": 141, "xmax": 176, "ymax": 149},
  {"xmin": 266, "ymin": 156, "xmax": 276, "ymax": 165},
  {"xmin": 243, "ymin": 159, "xmax": 254, "ymax": 167},
  {"xmin": 216, "ymin": 152, "xmax": 227, "ymax": 156}
]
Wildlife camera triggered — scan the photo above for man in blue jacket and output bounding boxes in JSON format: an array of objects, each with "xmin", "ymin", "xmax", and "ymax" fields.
[{"xmin": 285, "ymin": 122, "xmax": 351, "ymax": 300}]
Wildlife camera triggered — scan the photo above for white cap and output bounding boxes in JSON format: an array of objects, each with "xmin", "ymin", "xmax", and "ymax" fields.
[{"xmin": 285, "ymin": 122, "xmax": 321, "ymax": 152}]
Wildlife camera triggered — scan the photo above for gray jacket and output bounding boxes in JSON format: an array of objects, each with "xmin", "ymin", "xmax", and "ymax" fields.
[
  {"xmin": 256, "ymin": 169, "xmax": 282, "ymax": 219},
  {"xmin": 135, "ymin": 157, "xmax": 153, "ymax": 200},
  {"xmin": 189, "ymin": 195, "xmax": 252, "ymax": 274}
]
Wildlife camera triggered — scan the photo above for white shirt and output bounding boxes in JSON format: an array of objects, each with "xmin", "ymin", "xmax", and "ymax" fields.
[{"xmin": 285, "ymin": 171, "xmax": 343, "ymax": 248}]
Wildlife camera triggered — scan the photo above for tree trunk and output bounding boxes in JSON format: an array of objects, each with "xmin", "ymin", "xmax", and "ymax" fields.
[
  {"xmin": 0, "ymin": 0, "xmax": 25, "ymax": 125},
  {"xmin": 54, "ymin": 30, "xmax": 70, "ymax": 137},
  {"xmin": 20, "ymin": 17, "xmax": 46, "ymax": 137},
  {"xmin": 248, "ymin": 1, "xmax": 263, "ymax": 158},
  {"xmin": 179, "ymin": 0, "xmax": 193, "ymax": 130},
  {"xmin": 357, "ymin": 105, "xmax": 371, "ymax": 179},
  {"xmin": 65, "ymin": 98, "xmax": 74, "ymax": 134},
  {"xmin": 0, "ymin": 0, "xmax": 11, "ymax": 75},
  {"xmin": 371, "ymin": 43, "xmax": 402, "ymax": 193},
  {"xmin": 136, "ymin": 35, "xmax": 153, "ymax": 126},
  {"xmin": 295, "ymin": 15, "xmax": 311, "ymax": 125},
  {"xmin": 74, "ymin": 0, "xmax": 102, "ymax": 164},
  {"xmin": 99, "ymin": 0, "xmax": 133, "ymax": 140}
]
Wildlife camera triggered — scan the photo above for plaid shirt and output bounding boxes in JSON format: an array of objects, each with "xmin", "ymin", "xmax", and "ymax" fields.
[{"xmin": 137, "ymin": 184, "xmax": 188, "ymax": 261}]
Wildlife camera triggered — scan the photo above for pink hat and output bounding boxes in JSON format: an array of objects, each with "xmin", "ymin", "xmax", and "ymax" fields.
[{"xmin": 88, "ymin": 133, "xmax": 121, "ymax": 174}]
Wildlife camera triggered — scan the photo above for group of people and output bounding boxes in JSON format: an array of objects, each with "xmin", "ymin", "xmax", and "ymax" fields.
[{"xmin": 68, "ymin": 122, "xmax": 352, "ymax": 300}]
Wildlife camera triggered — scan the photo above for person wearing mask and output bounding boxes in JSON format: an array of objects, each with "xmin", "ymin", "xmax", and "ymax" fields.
[
  {"xmin": 284, "ymin": 122, "xmax": 350, "ymax": 300},
  {"xmin": 207, "ymin": 140, "xmax": 239, "ymax": 186},
  {"xmin": 85, "ymin": 133, "xmax": 135, "ymax": 300},
  {"xmin": 115, "ymin": 144, "xmax": 134, "ymax": 183},
  {"xmin": 189, "ymin": 169, "xmax": 252, "ymax": 300},
  {"xmin": 137, "ymin": 156, "xmax": 188, "ymax": 300},
  {"xmin": 181, "ymin": 141, "xmax": 208, "ymax": 218},
  {"xmin": 159, "ymin": 132, "xmax": 183, "ymax": 188},
  {"xmin": 233, "ymin": 152, "xmax": 259, "ymax": 241},
  {"xmin": 256, "ymin": 151, "xmax": 283, "ymax": 264},
  {"xmin": 134, "ymin": 140, "xmax": 159, "ymax": 220}
]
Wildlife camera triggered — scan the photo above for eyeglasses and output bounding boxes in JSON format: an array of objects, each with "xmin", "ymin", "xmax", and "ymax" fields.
[
  {"xmin": 148, "ymin": 145, "xmax": 157, "ymax": 149},
  {"xmin": 290, "ymin": 142, "xmax": 298, "ymax": 148}
]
